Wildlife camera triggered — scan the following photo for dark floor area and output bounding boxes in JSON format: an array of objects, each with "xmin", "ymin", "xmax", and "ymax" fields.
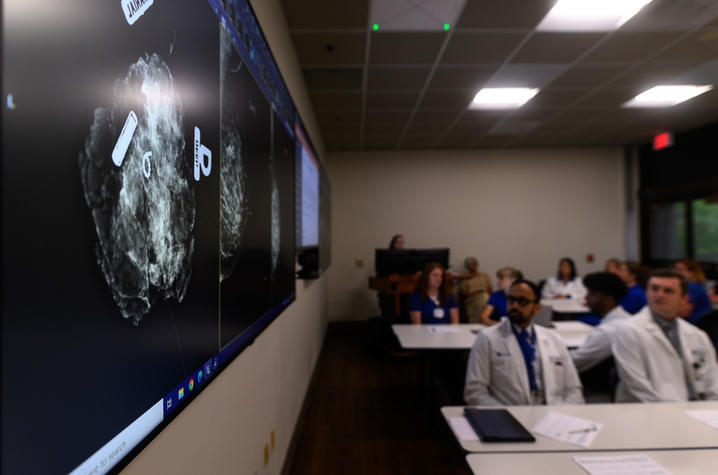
[{"xmin": 283, "ymin": 321, "xmax": 471, "ymax": 475}]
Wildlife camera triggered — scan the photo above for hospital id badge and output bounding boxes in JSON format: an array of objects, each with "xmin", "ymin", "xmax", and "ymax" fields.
[{"xmin": 433, "ymin": 308, "xmax": 445, "ymax": 318}]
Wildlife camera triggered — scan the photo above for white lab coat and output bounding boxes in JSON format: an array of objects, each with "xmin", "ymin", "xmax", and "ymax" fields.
[
  {"xmin": 570, "ymin": 305, "xmax": 632, "ymax": 373},
  {"xmin": 541, "ymin": 276, "xmax": 587, "ymax": 301},
  {"xmin": 613, "ymin": 307, "xmax": 718, "ymax": 402},
  {"xmin": 464, "ymin": 317, "xmax": 584, "ymax": 406}
]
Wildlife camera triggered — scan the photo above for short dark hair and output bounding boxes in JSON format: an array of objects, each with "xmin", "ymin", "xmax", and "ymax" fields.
[
  {"xmin": 648, "ymin": 268, "xmax": 688, "ymax": 295},
  {"xmin": 583, "ymin": 272, "xmax": 628, "ymax": 302},
  {"xmin": 510, "ymin": 279, "xmax": 540, "ymax": 302}
]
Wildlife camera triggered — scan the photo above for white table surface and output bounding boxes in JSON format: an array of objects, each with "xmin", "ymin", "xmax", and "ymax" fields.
[
  {"xmin": 466, "ymin": 449, "xmax": 718, "ymax": 475},
  {"xmin": 541, "ymin": 299, "xmax": 590, "ymax": 313},
  {"xmin": 443, "ymin": 402, "xmax": 718, "ymax": 453},
  {"xmin": 392, "ymin": 321, "xmax": 592, "ymax": 350}
]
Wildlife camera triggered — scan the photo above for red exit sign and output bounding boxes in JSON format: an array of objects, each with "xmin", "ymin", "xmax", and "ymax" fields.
[{"xmin": 653, "ymin": 132, "xmax": 674, "ymax": 151}]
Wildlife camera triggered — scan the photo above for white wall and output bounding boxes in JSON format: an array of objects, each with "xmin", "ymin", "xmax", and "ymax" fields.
[
  {"xmin": 326, "ymin": 149, "xmax": 626, "ymax": 321},
  {"xmin": 122, "ymin": 0, "xmax": 328, "ymax": 473}
]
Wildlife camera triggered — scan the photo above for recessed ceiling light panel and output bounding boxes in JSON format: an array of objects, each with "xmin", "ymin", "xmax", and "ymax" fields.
[
  {"xmin": 623, "ymin": 85, "xmax": 713, "ymax": 107},
  {"xmin": 537, "ymin": 0, "xmax": 654, "ymax": 32},
  {"xmin": 469, "ymin": 88, "xmax": 539, "ymax": 109}
]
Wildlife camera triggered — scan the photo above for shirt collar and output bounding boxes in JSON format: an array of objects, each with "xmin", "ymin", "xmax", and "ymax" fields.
[
  {"xmin": 651, "ymin": 310, "xmax": 677, "ymax": 332},
  {"xmin": 511, "ymin": 322, "xmax": 534, "ymax": 338}
]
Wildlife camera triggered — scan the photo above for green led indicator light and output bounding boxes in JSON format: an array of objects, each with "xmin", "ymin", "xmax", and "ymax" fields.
[
  {"xmin": 372, "ymin": 23, "xmax": 379, "ymax": 31},
  {"xmin": 443, "ymin": 23, "xmax": 450, "ymax": 31}
]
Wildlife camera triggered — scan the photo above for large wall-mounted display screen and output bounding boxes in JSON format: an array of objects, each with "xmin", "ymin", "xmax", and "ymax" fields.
[
  {"xmin": 1, "ymin": 1, "xmax": 301, "ymax": 473},
  {"xmin": 294, "ymin": 124, "xmax": 320, "ymax": 249}
]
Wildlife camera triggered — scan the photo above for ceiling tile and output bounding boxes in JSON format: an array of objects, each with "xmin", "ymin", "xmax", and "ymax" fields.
[
  {"xmin": 367, "ymin": 67, "xmax": 430, "ymax": 89},
  {"xmin": 441, "ymin": 32, "xmax": 525, "ymax": 64},
  {"xmin": 463, "ymin": 109, "xmax": 512, "ymax": 123},
  {"xmin": 488, "ymin": 120, "xmax": 541, "ymax": 135},
  {"xmin": 582, "ymin": 32, "xmax": 684, "ymax": 63},
  {"xmin": 470, "ymin": 135, "xmax": 514, "ymax": 147},
  {"xmin": 281, "ymin": 0, "xmax": 369, "ymax": 29},
  {"xmin": 310, "ymin": 92, "xmax": 363, "ymax": 109},
  {"xmin": 304, "ymin": 68, "xmax": 363, "ymax": 90},
  {"xmin": 428, "ymin": 66, "xmax": 496, "ymax": 90},
  {"xmin": 369, "ymin": 33, "xmax": 445, "ymax": 65},
  {"xmin": 366, "ymin": 91, "xmax": 420, "ymax": 108},
  {"xmin": 412, "ymin": 109, "xmax": 462, "ymax": 124},
  {"xmin": 317, "ymin": 108, "xmax": 362, "ymax": 125},
  {"xmin": 610, "ymin": 62, "xmax": 698, "ymax": 91},
  {"xmin": 419, "ymin": 90, "xmax": 476, "ymax": 108},
  {"xmin": 573, "ymin": 89, "xmax": 637, "ymax": 108},
  {"xmin": 364, "ymin": 109, "xmax": 412, "ymax": 124},
  {"xmin": 651, "ymin": 30, "xmax": 718, "ymax": 62},
  {"xmin": 511, "ymin": 33, "xmax": 604, "ymax": 63},
  {"xmin": 486, "ymin": 63, "xmax": 570, "ymax": 88},
  {"xmin": 364, "ymin": 134, "xmax": 400, "ymax": 150},
  {"xmin": 622, "ymin": 0, "xmax": 718, "ymax": 32},
  {"xmin": 363, "ymin": 123, "xmax": 405, "ymax": 136},
  {"xmin": 509, "ymin": 107, "xmax": 562, "ymax": 121},
  {"xmin": 293, "ymin": 33, "xmax": 366, "ymax": 66},
  {"xmin": 457, "ymin": 0, "xmax": 555, "ymax": 28},
  {"xmin": 548, "ymin": 65, "xmax": 628, "ymax": 88},
  {"xmin": 525, "ymin": 88, "xmax": 586, "ymax": 109}
]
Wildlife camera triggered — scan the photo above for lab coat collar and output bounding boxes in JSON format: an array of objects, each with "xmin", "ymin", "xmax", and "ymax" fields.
[{"xmin": 638, "ymin": 307, "xmax": 681, "ymax": 359}]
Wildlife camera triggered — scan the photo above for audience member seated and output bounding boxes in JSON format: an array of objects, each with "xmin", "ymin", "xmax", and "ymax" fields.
[
  {"xmin": 675, "ymin": 259, "xmax": 712, "ymax": 324},
  {"xmin": 464, "ymin": 279, "xmax": 584, "ymax": 406},
  {"xmin": 409, "ymin": 262, "xmax": 458, "ymax": 325},
  {"xmin": 459, "ymin": 257, "xmax": 492, "ymax": 324},
  {"xmin": 389, "ymin": 234, "xmax": 405, "ymax": 250},
  {"xmin": 613, "ymin": 269, "xmax": 718, "ymax": 402},
  {"xmin": 479, "ymin": 267, "xmax": 523, "ymax": 326},
  {"xmin": 541, "ymin": 257, "xmax": 587, "ymax": 301},
  {"xmin": 617, "ymin": 261, "xmax": 647, "ymax": 314},
  {"xmin": 571, "ymin": 272, "xmax": 630, "ymax": 373},
  {"xmin": 605, "ymin": 257, "xmax": 622, "ymax": 275}
]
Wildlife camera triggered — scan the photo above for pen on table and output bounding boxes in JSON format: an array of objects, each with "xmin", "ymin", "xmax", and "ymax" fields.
[{"xmin": 568, "ymin": 426, "xmax": 598, "ymax": 434}]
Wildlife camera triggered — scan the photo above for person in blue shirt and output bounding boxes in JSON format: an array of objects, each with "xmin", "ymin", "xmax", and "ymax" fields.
[
  {"xmin": 479, "ymin": 267, "xmax": 523, "ymax": 325},
  {"xmin": 618, "ymin": 261, "xmax": 647, "ymax": 314},
  {"xmin": 675, "ymin": 259, "xmax": 712, "ymax": 324},
  {"xmin": 409, "ymin": 262, "xmax": 458, "ymax": 324}
]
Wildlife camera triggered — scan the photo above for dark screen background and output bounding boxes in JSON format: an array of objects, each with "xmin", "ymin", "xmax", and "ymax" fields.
[{"xmin": 1, "ymin": 1, "xmax": 296, "ymax": 473}]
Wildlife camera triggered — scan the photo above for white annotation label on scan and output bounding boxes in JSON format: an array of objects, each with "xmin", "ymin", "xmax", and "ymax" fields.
[{"xmin": 122, "ymin": 0, "xmax": 154, "ymax": 25}]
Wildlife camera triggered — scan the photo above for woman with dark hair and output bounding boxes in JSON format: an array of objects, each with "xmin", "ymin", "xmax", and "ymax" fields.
[
  {"xmin": 409, "ymin": 262, "xmax": 458, "ymax": 324},
  {"xmin": 389, "ymin": 234, "xmax": 405, "ymax": 250},
  {"xmin": 541, "ymin": 257, "xmax": 587, "ymax": 300},
  {"xmin": 675, "ymin": 259, "xmax": 712, "ymax": 324}
]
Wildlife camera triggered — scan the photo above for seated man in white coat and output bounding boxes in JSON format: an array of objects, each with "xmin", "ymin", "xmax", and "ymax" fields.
[
  {"xmin": 571, "ymin": 272, "xmax": 632, "ymax": 373},
  {"xmin": 613, "ymin": 269, "xmax": 718, "ymax": 402},
  {"xmin": 464, "ymin": 279, "xmax": 584, "ymax": 406}
]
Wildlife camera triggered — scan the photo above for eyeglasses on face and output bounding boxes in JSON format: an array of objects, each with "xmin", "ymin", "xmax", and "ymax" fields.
[{"xmin": 507, "ymin": 296, "xmax": 537, "ymax": 307}]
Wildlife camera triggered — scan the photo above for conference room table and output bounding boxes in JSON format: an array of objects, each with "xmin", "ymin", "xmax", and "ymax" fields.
[
  {"xmin": 391, "ymin": 321, "xmax": 593, "ymax": 351},
  {"xmin": 442, "ymin": 401, "xmax": 718, "ymax": 453},
  {"xmin": 466, "ymin": 449, "xmax": 718, "ymax": 475}
]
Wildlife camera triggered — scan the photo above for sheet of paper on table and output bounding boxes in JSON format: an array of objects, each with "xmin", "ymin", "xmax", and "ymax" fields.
[
  {"xmin": 684, "ymin": 409, "xmax": 718, "ymax": 430},
  {"xmin": 573, "ymin": 454, "xmax": 672, "ymax": 475},
  {"xmin": 531, "ymin": 412, "xmax": 603, "ymax": 448},
  {"xmin": 448, "ymin": 416, "xmax": 478, "ymax": 441}
]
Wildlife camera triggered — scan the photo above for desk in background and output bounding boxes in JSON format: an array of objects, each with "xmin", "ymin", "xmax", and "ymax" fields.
[
  {"xmin": 442, "ymin": 401, "xmax": 718, "ymax": 453},
  {"xmin": 466, "ymin": 449, "xmax": 718, "ymax": 475},
  {"xmin": 392, "ymin": 321, "xmax": 592, "ymax": 351}
]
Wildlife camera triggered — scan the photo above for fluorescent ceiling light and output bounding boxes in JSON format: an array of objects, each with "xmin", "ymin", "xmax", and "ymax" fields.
[
  {"xmin": 469, "ymin": 88, "xmax": 539, "ymax": 110},
  {"xmin": 537, "ymin": 0, "xmax": 654, "ymax": 32},
  {"xmin": 623, "ymin": 85, "xmax": 713, "ymax": 108}
]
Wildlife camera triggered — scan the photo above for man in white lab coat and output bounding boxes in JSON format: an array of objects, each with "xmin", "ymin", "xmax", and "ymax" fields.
[
  {"xmin": 613, "ymin": 269, "xmax": 718, "ymax": 402},
  {"xmin": 464, "ymin": 279, "xmax": 584, "ymax": 406},
  {"xmin": 571, "ymin": 272, "xmax": 632, "ymax": 373}
]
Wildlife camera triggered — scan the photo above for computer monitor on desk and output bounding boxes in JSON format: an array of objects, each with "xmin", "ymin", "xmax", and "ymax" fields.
[{"xmin": 375, "ymin": 248, "xmax": 450, "ymax": 277}]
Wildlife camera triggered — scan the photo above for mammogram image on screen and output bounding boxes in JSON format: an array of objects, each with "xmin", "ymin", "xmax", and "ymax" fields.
[
  {"xmin": 78, "ymin": 53, "xmax": 195, "ymax": 325},
  {"xmin": 219, "ymin": 28, "xmax": 249, "ymax": 282}
]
